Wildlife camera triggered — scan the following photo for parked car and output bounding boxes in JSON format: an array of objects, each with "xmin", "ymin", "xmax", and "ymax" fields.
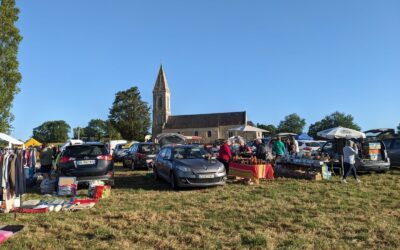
[
  {"xmin": 108, "ymin": 140, "xmax": 127, "ymax": 155},
  {"xmin": 383, "ymin": 137, "xmax": 400, "ymax": 167},
  {"xmin": 320, "ymin": 139, "xmax": 390, "ymax": 172},
  {"xmin": 153, "ymin": 145, "xmax": 227, "ymax": 189},
  {"xmin": 57, "ymin": 142, "xmax": 114, "ymax": 186},
  {"xmin": 122, "ymin": 142, "xmax": 160, "ymax": 170},
  {"xmin": 112, "ymin": 143, "xmax": 128, "ymax": 163},
  {"xmin": 298, "ymin": 140, "xmax": 322, "ymax": 152}
]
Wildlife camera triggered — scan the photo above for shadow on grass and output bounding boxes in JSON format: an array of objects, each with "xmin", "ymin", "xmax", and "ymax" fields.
[{"xmin": 113, "ymin": 172, "xmax": 171, "ymax": 191}]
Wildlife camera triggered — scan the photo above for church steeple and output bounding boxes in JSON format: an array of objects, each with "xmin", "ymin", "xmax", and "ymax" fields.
[
  {"xmin": 153, "ymin": 64, "xmax": 170, "ymax": 93},
  {"xmin": 152, "ymin": 64, "xmax": 171, "ymax": 137}
]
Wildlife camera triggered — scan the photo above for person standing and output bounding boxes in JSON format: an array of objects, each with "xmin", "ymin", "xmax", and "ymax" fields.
[
  {"xmin": 218, "ymin": 140, "xmax": 232, "ymax": 174},
  {"xmin": 272, "ymin": 137, "xmax": 286, "ymax": 159},
  {"xmin": 289, "ymin": 136, "xmax": 299, "ymax": 156},
  {"xmin": 342, "ymin": 140, "xmax": 361, "ymax": 184},
  {"xmin": 255, "ymin": 139, "xmax": 267, "ymax": 161},
  {"xmin": 40, "ymin": 144, "xmax": 54, "ymax": 178}
]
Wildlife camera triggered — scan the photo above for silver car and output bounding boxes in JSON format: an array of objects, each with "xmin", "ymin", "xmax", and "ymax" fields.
[{"xmin": 153, "ymin": 145, "xmax": 227, "ymax": 189}]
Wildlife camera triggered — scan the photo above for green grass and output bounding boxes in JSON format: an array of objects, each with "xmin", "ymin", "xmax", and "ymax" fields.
[{"xmin": 1, "ymin": 166, "xmax": 400, "ymax": 249}]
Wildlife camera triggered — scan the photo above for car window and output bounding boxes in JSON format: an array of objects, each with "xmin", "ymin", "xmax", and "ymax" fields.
[
  {"xmin": 172, "ymin": 147, "xmax": 207, "ymax": 159},
  {"xmin": 164, "ymin": 148, "xmax": 172, "ymax": 159},
  {"xmin": 392, "ymin": 139, "xmax": 400, "ymax": 149},
  {"xmin": 65, "ymin": 145, "xmax": 107, "ymax": 157},
  {"xmin": 323, "ymin": 142, "xmax": 333, "ymax": 151},
  {"xmin": 383, "ymin": 139, "xmax": 392, "ymax": 148},
  {"xmin": 139, "ymin": 144, "xmax": 160, "ymax": 154},
  {"xmin": 298, "ymin": 142, "xmax": 304, "ymax": 146},
  {"xmin": 306, "ymin": 142, "xmax": 320, "ymax": 147}
]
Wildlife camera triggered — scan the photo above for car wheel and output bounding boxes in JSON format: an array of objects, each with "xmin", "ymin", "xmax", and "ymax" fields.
[
  {"xmin": 170, "ymin": 172, "xmax": 179, "ymax": 190},
  {"xmin": 153, "ymin": 167, "xmax": 160, "ymax": 180}
]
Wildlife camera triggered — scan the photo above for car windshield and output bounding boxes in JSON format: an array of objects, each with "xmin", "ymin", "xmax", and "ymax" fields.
[
  {"xmin": 65, "ymin": 145, "xmax": 108, "ymax": 157},
  {"xmin": 306, "ymin": 142, "xmax": 320, "ymax": 147},
  {"xmin": 139, "ymin": 144, "xmax": 159, "ymax": 154},
  {"xmin": 172, "ymin": 147, "xmax": 208, "ymax": 159}
]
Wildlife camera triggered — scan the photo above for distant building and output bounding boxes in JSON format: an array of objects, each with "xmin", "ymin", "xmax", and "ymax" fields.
[{"xmin": 152, "ymin": 65, "xmax": 259, "ymax": 143}]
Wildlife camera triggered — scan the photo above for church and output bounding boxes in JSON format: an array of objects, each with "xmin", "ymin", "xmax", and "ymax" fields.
[{"xmin": 152, "ymin": 65, "xmax": 260, "ymax": 143}]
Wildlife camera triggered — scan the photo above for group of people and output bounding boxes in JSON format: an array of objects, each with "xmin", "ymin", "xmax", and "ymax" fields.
[{"xmin": 216, "ymin": 136, "xmax": 361, "ymax": 184}]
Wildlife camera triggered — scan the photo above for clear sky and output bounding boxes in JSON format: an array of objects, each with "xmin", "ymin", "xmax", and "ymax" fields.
[{"xmin": 11, "ymin": 0, "xmax": 400, "ymax": 140}]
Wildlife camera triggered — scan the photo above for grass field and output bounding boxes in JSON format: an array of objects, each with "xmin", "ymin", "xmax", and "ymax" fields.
[{"xmin": 1, "ymin": 166, "xmax": 400, "ymax": 249}]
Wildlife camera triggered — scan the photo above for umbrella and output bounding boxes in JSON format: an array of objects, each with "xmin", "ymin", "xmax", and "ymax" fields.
[
  {"xmin": 228, "ymin": 125, "xmax": 268, "ymax": 132},
  {"xmin": 317, "ymin": 127, "xmax": 366, "ymax": 139}
]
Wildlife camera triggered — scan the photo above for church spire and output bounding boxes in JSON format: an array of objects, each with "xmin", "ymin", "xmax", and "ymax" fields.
[{"xmin": 153, "ymin": 64, "xmax": 170, "ymax": 93}]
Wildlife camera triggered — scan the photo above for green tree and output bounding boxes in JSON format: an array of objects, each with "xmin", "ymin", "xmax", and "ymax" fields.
[
  {"xmin": 85, "ymin": 119, "xmax": 107, "ymax": 141},
  {"xmin": 308, "ymin": 111, "xmax": 361, "ymax": 138},
  {"xmin": 33, "ymin": 120, "xmax": 70, "ymax": 143},
  {"xmin": 277, "ymin": 113, "xmax": 306, "ymax": 134},
  {"xmin": 0, "ymin": 0, "xmax": 22, "ymax": 133},
  {"xmin": 109, "ymin": 87, "xmax": 150, "ymax": 141},
  {"xmin": 256, "ymin": 123, "xmax": 277, "ymax": 136},
  {"xmin": 104, "ymin": 120, "xmax": 122, "ymax": 140},
  {"xmin": 72, "ymin": 126, "xmax": 86, "ymax": 139}
]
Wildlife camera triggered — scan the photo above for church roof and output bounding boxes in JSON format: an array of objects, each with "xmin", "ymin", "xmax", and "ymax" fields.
[
  {"xmin": 153, "ymin": 64, "xmax": 170, "ymax": 93},
  {"xmin": 164, "ymin": 111, "xmax": 246, "ymax": 130}
]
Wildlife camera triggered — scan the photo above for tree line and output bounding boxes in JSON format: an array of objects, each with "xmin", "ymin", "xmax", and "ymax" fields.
[
  {"xmin": 32, "ymin": 87, "xmax": 151, "ymax": 143},
  {"xmin": 256, "ymin": 111, "xmax": 361, "ymax": 139}
]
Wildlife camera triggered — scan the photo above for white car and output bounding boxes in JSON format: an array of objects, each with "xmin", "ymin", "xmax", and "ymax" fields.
[{"xmin": 298, "ymin": 140, "xmax": 323, "ymax": 152}]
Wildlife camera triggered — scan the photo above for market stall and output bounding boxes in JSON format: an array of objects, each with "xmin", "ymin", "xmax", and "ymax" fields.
[
  {"xmin": 275, "ymin": 155, "xmax": 331, "ymax": 181},
  {"xmin": 229, "ymin": 157, "xmax": 274, "ymax": 184}
]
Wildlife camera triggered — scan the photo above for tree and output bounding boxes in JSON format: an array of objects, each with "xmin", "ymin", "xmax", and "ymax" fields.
[
  {"xmin": 85, "ymin": 119, "xmax": 107, "ymax": 141},
  {"xmin": 277, "ymin": 113, "xmax": 306, "ymax": 134},
  {"xmin": 104, "ymin": 120, "xmax": 122, "ymax": 140},
  {"xmin": 109, "ymin": 87, "xmax": 151, "ymax": 141},
  {"xmin": 308, "ymin": 111, "xmax": 361, "ymax": 138},
  {"xmin": 0, "ymin": 0, "xmax": 22, "ymax": 133},
  {"xmin": 33, "ymin": 120, "xmax": 70, "ymax": 143},
  {"xmin": 256, "ymin": 123, "xmax": 277, "ymax": 136},
  {"xmin": 73, "ymin": 126, "xmax": 86, "ymax": 139}
]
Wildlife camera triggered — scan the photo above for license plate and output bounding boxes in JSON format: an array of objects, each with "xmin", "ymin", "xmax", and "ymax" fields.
[
  {"xmin": 77, "ymin": 160, "xmax": 95, "ymax": 165},
  {"xmin": 198, "ymin": 174, "xmax": 214, "ymax": 179}
]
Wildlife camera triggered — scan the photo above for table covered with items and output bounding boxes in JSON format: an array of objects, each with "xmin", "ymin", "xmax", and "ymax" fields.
[
  {"xmin": 275, "ymin": 155, "xmax": 332, "ymax": 181},
  {"xmin": 229, "ymin": 156, "xmax": 274, "ymax": 184}
]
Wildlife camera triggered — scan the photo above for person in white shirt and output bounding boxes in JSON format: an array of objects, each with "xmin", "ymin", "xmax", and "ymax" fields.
[{"xmin": 342, "ymin": 140, "xmax": 361, "ymax": 184}]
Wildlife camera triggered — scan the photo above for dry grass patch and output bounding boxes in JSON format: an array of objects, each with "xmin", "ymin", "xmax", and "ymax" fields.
[{"xmin": 1, "ymin": 166, "xmax": 399, "ymax": 249}]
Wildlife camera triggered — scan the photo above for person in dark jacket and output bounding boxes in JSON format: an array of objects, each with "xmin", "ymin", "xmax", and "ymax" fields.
[
  {"xmin": 255, "ymin": 139, "xmax": 267, "ymax": 161},
  {"xmin": 218, "ymin": 140, "xmax": 232, "ymax": 174}
]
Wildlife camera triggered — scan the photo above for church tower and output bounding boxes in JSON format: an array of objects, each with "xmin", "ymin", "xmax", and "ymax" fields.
[{"xmin": 152, "ymin": 64, "xmax": 171, "ymax": 137}]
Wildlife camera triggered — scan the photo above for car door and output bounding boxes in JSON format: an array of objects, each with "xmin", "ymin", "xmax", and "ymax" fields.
[
  {"xmin": 388, "ymin": 139, "xmax": 400, "ymax": 166},
  {"xmin": 156, "ymin": 148, "xmax": 167, "ymax": 178},
  {"xmin": 161, "ymin": 148, "xmax": 173, "ymax": 178}
]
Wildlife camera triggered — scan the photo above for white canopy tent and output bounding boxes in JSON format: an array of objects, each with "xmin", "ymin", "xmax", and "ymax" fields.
[
  {"xmin": 228, "ymin": 125, "xmax": 268, "ymax": 142},
  {"xmin": 0, "ymin": 133, "xmax": 24, "ymax": 148},
  {"xmin": 228, "ymin": 125, "xmax": 269, "ymax": 133},
  {"xmin": 317, "ymin": 127, "xmax": 366, "ymax": 139}
]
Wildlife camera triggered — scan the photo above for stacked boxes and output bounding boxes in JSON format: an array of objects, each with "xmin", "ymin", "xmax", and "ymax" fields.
[{"xmin": 363, "ymin": 142, "xmax": 381, "ymax": 161}]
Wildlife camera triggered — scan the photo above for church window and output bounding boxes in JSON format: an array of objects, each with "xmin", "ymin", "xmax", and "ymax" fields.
[
  {"xmin": 158, "ymin": 96, "xmax": 162, "ymax": 109},
  {"xmin": 194, "ymin": 131, "xmax": 198, "ymax": 136},
  {"xmin": 207, "ymin": 131, "xmax": 212, "ymax": 138}
]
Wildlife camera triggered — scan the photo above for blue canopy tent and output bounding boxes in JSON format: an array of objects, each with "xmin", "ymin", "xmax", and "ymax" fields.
[{"xmin": 296, "ymin": 133, "xmax": 314, "ymax": 140}]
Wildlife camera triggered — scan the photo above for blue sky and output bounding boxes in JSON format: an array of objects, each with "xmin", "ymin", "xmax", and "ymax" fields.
[{"xmin": 11, "ymin": 0, "xmax": 400, "ymax": 140}]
